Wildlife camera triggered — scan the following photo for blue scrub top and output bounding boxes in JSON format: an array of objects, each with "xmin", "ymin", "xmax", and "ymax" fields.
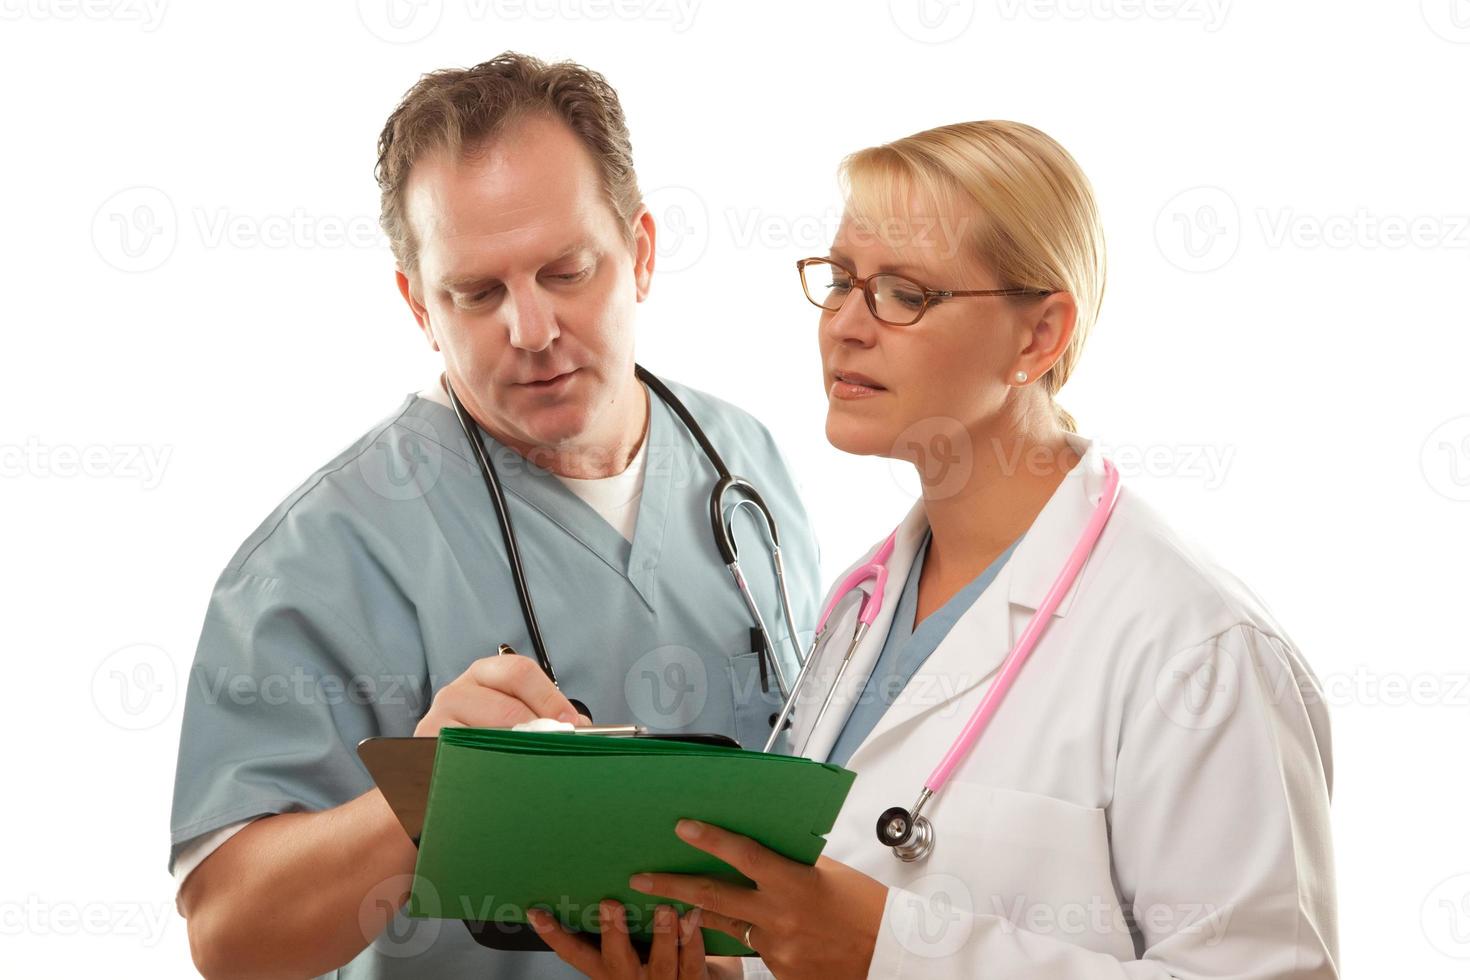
[
  {"xmin": 169, "ymin": 377, "xmax": 819, "ymax": 979},
  {"xmin": 825, "ymin": 529, "xmax": 1023, "ymax": 768}
]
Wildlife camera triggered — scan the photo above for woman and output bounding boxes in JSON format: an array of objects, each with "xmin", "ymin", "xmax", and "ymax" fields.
[{"xmin": 531, "ymin": 121, "xmax": 1339, "ymax": 978}]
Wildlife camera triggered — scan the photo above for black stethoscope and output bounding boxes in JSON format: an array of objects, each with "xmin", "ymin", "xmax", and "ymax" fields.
[{"xmin": 443, "ymin": 364, "xmax": 807, "ymax": 724}]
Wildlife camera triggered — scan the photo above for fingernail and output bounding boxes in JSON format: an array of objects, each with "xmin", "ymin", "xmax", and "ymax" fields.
[
  {"xmin": 688, "ymin": 907, "xmax": 703, "ymax": 930},
  {"xmin": 628, "ymin": 873, "xmax": 652, "ymax": 891},
  {"xmin": 558, "ymin": 709, "xmax": 578, "ymax": 723},
  {"xmin": 676, "ymin": 819, "xmax": 702, "ymax": 839},
  {"xmin": 526, "ymin": 908, "xmax": 548, "ymax": 928}
]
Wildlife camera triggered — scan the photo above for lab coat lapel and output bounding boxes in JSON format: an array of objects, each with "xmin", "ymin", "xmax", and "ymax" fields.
[
  {"xmin": 844, "ymin": 433, "xmax": 1108, "ymax": 767},
  {"xmin": 797, "ymin": 499, "xmax": 930, "ymax": 764}
]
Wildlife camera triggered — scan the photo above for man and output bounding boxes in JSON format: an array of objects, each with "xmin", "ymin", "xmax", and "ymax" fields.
[{"xmin": 170, "ymin": 52, "xmax": 818, "ymax": 979}]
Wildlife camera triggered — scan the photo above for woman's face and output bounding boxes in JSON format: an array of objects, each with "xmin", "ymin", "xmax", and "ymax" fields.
[{"xmin": 817, "ymin": 209, "xmax": 1055, "ymax": 466}]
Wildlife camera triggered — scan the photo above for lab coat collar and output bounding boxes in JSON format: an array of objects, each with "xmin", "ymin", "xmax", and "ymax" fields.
[
  {"xmin": 805, "ymin": 431, "xmax": 1109, "ymax": 764},
  {"xmin": 1004, "ymin": 430, "xmax": 1106, "ymax": 617}
]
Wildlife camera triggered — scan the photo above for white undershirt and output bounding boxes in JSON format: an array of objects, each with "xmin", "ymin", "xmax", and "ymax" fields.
[
  {"xmin": 552, "ymin": 434, "xmax": 648, "ymax": 541},
  {"xmin": 419, "ymin": 372, "xmax": 649, "ymax": 540},
  {"xmin": 172, "ymin": 375, "xmax": 650, "ymax": 893}
]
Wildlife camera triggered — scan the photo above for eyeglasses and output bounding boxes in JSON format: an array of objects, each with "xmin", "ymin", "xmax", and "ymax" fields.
[{"xmin": 796, "ymin": 257, "xmax": 1054, "ymax": 327}]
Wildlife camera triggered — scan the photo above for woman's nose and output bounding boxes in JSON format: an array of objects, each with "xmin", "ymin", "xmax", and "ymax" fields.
[{"xmin": 820, "ymin": 288, "xmax": 879, "ymax": 347}]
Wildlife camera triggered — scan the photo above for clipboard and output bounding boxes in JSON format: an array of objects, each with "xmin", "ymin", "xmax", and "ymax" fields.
[{"xmin": 358, "ymin": 728, "xmax": 741, "ymax": 953}]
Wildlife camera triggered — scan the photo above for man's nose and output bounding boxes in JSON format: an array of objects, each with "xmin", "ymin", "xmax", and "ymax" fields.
[{"xmin": 504, "ymin": 282, "xmax": 560, "ymax": 353}]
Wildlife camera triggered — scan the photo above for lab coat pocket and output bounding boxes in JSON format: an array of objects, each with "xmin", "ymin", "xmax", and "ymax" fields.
[{"xmin": 914, "ymin": 781, "xmax": 1133, "ymax": 958}]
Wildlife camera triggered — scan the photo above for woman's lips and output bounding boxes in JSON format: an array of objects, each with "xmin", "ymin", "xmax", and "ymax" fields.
[{"xmin": 830, "ymin": 370, "xmax": 887, "ymax": 400}]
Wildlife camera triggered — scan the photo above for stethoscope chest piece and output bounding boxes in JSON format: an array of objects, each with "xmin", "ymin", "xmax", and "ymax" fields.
[
  {"xmin": 877, "ymin": 806, "xmax": 935, "ymax": 863},
  {"xmin": 877, "ymin": 791, "xmax": 936, "ymax": 862}
]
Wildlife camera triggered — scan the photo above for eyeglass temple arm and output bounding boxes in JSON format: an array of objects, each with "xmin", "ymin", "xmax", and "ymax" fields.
[{"xmin": 936, "ymin": 287, "xmax": 1056, "ymax": 298}]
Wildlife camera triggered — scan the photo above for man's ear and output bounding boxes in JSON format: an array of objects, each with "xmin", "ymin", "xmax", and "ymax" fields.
[
  {"xmin": 631, "ymin": 205, "xmax": 656, "ymax": 302},
  {"xmin": 396, "ymin": 269, "xmax": 439, "ymax": 351}
]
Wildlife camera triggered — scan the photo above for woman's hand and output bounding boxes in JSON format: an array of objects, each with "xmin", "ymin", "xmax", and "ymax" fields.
[
  {"xmin": 628, "ymin": 819, "xmax": 889, "ymax": 979},
  {"xmin": 528, "ymin": 899, "xmax": 742, "ymax": 979}
]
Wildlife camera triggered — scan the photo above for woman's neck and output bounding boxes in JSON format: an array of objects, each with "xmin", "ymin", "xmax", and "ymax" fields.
[{"xmin": 918, "ymin": 426, "xmax": 1080, "ymax": 584}]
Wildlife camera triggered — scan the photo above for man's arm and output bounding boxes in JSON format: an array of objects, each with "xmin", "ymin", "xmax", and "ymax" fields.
[
  {"xmin": 177, "ymin": 647, "xmax": 591, "ymax": 979},
  {"xmin": 179, "ymin": 787, "xmax": 417, "ymax": 980}
]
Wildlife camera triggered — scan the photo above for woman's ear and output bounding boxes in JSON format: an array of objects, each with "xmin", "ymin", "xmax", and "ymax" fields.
[{"xmin": 1013, "ymin": 292, "xmax": 1077, "ymax": 381}]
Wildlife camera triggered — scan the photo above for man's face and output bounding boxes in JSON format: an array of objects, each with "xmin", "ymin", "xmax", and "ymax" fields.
[{"xmin": 397, "ymin": 114, "xmax": 654, "ymax": 454}]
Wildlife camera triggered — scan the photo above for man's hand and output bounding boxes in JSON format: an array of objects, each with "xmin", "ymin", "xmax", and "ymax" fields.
[
  {"xmin": 528, "ymin": 900, "xmax": 743, "ymax": 979},
  {"xmin": 414, "ymin": 650, "xmax": 592, "ymax": 736}
]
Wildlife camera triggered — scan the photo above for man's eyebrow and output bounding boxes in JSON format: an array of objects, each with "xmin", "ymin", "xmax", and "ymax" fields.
[
  {"xmin": 439, "ymin": 242, "xmax": 596, "ymax": 291},
  {"xmin": 440, "ymin": 273, "xmax": 500, "ymax": 291}
]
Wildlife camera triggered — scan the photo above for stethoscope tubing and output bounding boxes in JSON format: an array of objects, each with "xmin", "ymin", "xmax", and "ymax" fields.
[
  {"xmin": 771, "ymin": 456, "xmax": 1121, "ymax": 860},
  {"xmin": 445, "ymin": 364, "xmax": 806, "ymax": 718},
  {"xmin": 446, "ymin": 375, "xmax": 559, "ymax": 685},
  {"xmin": 924, "ymin": 456, "xmax": 1121, "ymax": 794}
]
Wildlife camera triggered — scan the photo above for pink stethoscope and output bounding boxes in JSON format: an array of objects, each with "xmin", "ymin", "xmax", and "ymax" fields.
[{"xmin": 763, "ymin": 458, "xmax": 1122, "ymax": 862}]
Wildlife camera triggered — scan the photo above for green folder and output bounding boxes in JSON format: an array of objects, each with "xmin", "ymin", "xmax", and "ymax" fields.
[{"xmin": 407, "ymin": 728, "xmax": 856, "ymax": 956}]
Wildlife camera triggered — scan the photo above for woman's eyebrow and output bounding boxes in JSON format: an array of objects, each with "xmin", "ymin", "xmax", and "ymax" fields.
[{"xmin": 828, "ymin": 250, "xmax": 929, "ymax": 279}]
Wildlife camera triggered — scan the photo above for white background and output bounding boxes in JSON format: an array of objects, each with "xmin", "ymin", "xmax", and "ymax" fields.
[{"xmin": 3, "ymin": 1, "xmax": 1468, "ymax": 976}]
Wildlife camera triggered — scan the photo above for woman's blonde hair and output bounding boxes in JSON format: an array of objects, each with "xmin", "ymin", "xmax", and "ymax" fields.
[{"xmin": 839, "ymin": 121, "xmax": 1106, "ymax": 433}]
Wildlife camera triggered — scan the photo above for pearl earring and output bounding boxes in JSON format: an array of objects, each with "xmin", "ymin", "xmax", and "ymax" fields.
[{"xmin": 1014, "ymin": 371, "xmax": 1028, "ymax": 384}]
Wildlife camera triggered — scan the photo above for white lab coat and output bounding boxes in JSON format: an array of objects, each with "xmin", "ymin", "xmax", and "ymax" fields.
[{"xmin": 745, "ymin": 432, "xmax": 1338, "ymax": 978}]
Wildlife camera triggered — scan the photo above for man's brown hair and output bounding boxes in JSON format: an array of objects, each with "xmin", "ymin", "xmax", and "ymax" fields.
[{"xmin": 375, "ymin": 51, "xmax": 642, "ymax": 274}]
